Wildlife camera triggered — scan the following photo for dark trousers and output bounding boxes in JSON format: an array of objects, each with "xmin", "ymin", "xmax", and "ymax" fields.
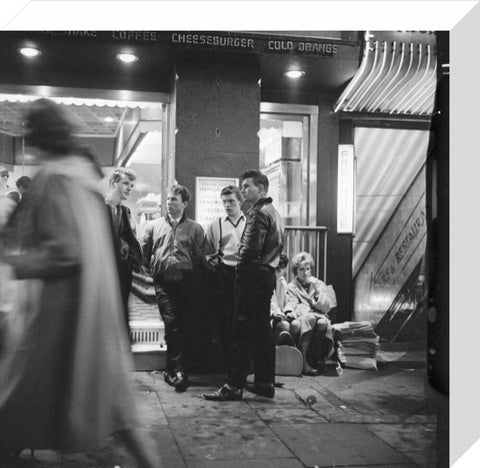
[
  {"xmin": 211, "ymin": 264, "xmax": 236, "ymax": 369},
  {"xmin": 227, "ymin": 265, "xmax": 276, "ymax": 388},
  {"xmin": 154, "ymin": 275, "xmax": 192, "ymax": 374},
  {"xmin": 118, "ymin": 264, "xmax": 133, "ymax": 335}
]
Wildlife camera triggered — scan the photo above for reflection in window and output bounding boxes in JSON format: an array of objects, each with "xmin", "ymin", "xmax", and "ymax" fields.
[{"xmin": 259, "ymin": 114, "xmax": 307, "ymax": 226}]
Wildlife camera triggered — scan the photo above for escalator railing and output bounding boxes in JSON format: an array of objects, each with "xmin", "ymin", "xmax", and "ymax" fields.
[{"xmin": 374, "ymin": 258, "xmax": 427, "ymax": 343}]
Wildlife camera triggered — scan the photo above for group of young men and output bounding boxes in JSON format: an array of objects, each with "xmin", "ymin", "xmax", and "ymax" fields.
[{"xmin": 106, "ymin": 167, "xmax": 284, "ymax": 400}]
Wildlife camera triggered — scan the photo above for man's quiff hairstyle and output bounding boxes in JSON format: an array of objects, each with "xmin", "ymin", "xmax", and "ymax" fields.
[
  {"xmin": 168, "ymin": 184, "xmax": 191, "ymax": 203},
  {"xmin": 240, "ymin": 169, "xmax": 269, "ymax": 192},
  {"xmin": 109, "ymin": 167, "xmax": 136, "ymax": 186},
  {"xmin": 220, "ymin": 185, "xmax": 242, "ymax": 202},
  {"xmin": 291, "ymin": 251, "xmax": 315, "ymax": 276}
]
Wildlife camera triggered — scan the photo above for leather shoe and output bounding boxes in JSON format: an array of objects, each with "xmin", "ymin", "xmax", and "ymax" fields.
[
  {"xmin": 203, "ymin": 385, "xmax": 243, "ymax": 401},
  {"xmin": 164, "ymin": 371, "xmax": 189, "ymax": 392},
  {"xmin": 245, "ymin": 383, "xmax": 275, "ymax": 398},
  {"xmin": 164, "ymin": 370, "xmax": 175, "ymax": 387},
  {"xmin": 174, "ymin": 372, "xmax": 189, "ymax": 392}
]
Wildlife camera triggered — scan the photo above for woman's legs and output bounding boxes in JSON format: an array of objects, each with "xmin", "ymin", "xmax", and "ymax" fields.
[
  {"xmin": 289, "ymin": 319, "xmax": 301, "ymax": 344},
  {"xmin": 312, "ymin": 317, "xmax": 331, "ymax": 369},
  {"xmin": 297, "ymin": 315, "xmax": 318, "ymax": 374}
]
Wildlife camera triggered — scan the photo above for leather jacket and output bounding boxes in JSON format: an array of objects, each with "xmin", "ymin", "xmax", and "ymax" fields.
[{"xmin": 237, "ymin": 197, "xmax": 284, "ymax": 270}]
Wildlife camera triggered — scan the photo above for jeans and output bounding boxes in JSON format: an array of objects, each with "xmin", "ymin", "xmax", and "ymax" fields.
[
  {"xmin": 227, "ymin": 265, "xmax": 276, "ymax": 388},
  {"xmin": 210, "ymin": 264, "xmax": 236, "ymax": 369},
  {"xmin": 154, "ymin": 274, "xmax": 192, "ymax": 374}
]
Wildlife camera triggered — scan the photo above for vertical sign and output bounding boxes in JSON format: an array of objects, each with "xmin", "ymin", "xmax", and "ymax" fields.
[
  {"xmin": 196, "ymin": 176, "xmax": 239, "ymax": 229},
  {"xmin": 337, "ymin": 145, "xmax": 356, "ymax": 234}
]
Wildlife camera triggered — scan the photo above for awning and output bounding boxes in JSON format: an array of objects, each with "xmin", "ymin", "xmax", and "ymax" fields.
[
  {"xmin": 0, "ymin": 93, "xmax": 163, "ymax": 109},
  {"xmin": 334, "ymin": 31, "xmax": 437, "ymax": 116}
]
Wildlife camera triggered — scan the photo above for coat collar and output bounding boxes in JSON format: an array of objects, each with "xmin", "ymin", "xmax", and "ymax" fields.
[{"xmin": 166, "ymin": 212, "xmax": 186, "ymax": 227}]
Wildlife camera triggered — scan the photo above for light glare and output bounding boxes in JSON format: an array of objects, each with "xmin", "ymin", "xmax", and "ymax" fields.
[
  {"xmin": 20, "ymin": 47, "xmax": 40, "ymax": 58},
  {"xmin": 284, "ymin": 70, "xmax": 305, "ymax": 79},
  {"xmin": 116, "ymin": 53, "xmax": 138, "ymax": 63}
]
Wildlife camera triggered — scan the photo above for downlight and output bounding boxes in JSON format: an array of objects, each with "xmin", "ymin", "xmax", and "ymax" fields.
[{"xmin": 116, "ymin": 53, "xmax": 139, "ymax": 63}]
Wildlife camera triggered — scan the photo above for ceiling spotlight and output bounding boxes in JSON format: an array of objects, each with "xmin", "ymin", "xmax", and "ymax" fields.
[
  {"xmin": 116, "ymin": 53, "xmax": 138, "ymax": 63},
  {"xmin": 284, "ymin": 70, "xmax": 305, "ymax": 79},
  {"xmin": 20, "ymin": 47, "xmax": 40, "ymax": 58},
  {"xmin": 104, "ymin": 116, "xmax": 114, "ymax": 123}
]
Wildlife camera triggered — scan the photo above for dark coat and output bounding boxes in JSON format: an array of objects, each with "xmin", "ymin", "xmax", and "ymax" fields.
[{"xmin": 110, "ymin": 204, "xmax": 142, "ymax": 273}]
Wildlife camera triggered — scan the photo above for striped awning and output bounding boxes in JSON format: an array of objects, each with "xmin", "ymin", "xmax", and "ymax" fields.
[
  {"xmin": 0, "ymin": 93, "xmax": 163, "ymax": 109},
  {"xmin": 334, "ymin": 31, "xmax": 437, "ymax": 116}
]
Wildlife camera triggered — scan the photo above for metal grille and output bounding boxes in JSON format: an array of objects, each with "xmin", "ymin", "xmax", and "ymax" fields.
[
  {"xmin": 129, "ymin": 321, "xmax": 165, "ymax": 348},
  {"xmin": 130, "ymin": 330, "xmax": 161, "ymax": 344},
  {"xmin": 334, "ymin": 32, "xmax": 437, "ymax": 116}
]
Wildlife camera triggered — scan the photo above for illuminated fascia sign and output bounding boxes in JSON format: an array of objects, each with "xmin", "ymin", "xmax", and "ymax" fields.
[
  {"xmin": 196, "ymin": 176, "xmax": 239, "ymax": 229},
  {"xmin": 337, "ymin": 145, "xmax": 356, "ymax": 234}
]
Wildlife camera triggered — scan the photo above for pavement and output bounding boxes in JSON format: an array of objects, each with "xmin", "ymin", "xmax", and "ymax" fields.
[{"xmin": 3, "ymin": 349, "xmax": 447, "ymax": 468}]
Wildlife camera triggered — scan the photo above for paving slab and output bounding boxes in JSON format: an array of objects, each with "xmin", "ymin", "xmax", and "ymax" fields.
[
  {"xmin": 162, "ymin": 399, "xmax": 258, "ymax": 419},
  {"xmin": 403, "ymin": 450, "xmax": 437, "ymax": 467},
  {"xmin": 136, "ymin": 390, "xmax": 169, "ymax": 427},
  {"xmin": 345, "ymin": 464, "xmax": 419, "ymax": 468},
  {"xmin": 293, "ymin": 385, "xmax": 338, "ymax": 412},
  {"xmin": 254, "ymin": 406, "xmax": 328, "ymax": 425},
  {"xmin": 186, "ymin": 459, "xmax": 304, "ymax": 468},
  {"xmin": 317, "ymin": 409, "xmax": 402, "ymax": 424},
  {"xmin": 244, "ymin": 388, "xmax": 302, "ymax": 408},
  {"xmin": 150, "ymin": 428, "xmax": 187, "ymax": 468},
  {"xmin": 168, "ymin": 415, "xmax": 292, "ymax": 461},
  {"xmin": 366, "ymin": 423, "xmax": 437, "ymax": 454},
  {"xmin": 25, "ymin": 440, "xmax": 135, "ymax": 468},
  {"xmin": 313, "ymin": 371, "xmax": 430, "ymax": 419},
  {"xmin": 271, "ymin": 423, "xmax": 412, "ymax": 467}
]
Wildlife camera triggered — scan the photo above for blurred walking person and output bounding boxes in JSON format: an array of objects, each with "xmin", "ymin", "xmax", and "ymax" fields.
[{"xmin": 0, "ymin": 99, "xmax": 160, "ymax": 467}]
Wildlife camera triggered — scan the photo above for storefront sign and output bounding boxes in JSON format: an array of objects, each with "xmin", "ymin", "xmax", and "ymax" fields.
[
  {"xmin": 171, "ymin": 32, "xmax": 254, "ymax": 50},
  {"xmin": 24, "ymin": 31, "xmax": 354, "ymax": 58},
  {"xmin": 337, "ymin": 145, "xmax": 356, "ymax": 234},
  {"xmin": 266, "ymin": 40, "xmax": 338, "ymax": 56},
  {"xmin": 39, "ymin": 31, "xmax": 159, "ymax": 43},
  {"xmin": 196, "ymin": 176, "xmax": 239, "ymax": 229},
  {"xmin": 372, "ymin": 204, "xmax": 426, "ymax": 288}
]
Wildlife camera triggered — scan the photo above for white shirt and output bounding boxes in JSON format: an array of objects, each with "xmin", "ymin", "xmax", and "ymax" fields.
[{"xmin": 204, "ymin": 214, "xmax": 246, "ymax": 267}]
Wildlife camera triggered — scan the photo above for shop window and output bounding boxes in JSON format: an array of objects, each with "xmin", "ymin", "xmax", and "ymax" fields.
[{"xmin": 259, "ymin": 103, "xmax": 318, "ymax": 226}]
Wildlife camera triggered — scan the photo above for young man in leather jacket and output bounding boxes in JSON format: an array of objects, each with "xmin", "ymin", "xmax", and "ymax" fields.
[{"xmin": 204, "ymin": 170, "xmax": 284, "ymax": 401}]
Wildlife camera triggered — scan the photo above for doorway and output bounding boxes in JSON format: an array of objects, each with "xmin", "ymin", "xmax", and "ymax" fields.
[
  {"xmin": 259, "ymin": 102, "xmax": 318, "ymax": 227},
  {"xmin": 0, "ymin": 85, "xmax": 169, "ymax": 235}
]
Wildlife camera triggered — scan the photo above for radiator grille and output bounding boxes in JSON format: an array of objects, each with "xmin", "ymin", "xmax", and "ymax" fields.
[
  {"xmin": 130, "ymin": 330, "xmax": 160, "ymax": 343},
  {"xmin": 129, "ymin": 321, "xmax": 165, "ymax": 348}
]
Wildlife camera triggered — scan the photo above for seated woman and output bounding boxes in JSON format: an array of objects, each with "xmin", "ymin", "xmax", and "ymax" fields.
[
  {"xmin": 270, "ymin": 254, "xmax": 297, "ymax": 346},
  {"xmin": 286, "ymin": 252, "xmax": 336, "ymax": 375}
]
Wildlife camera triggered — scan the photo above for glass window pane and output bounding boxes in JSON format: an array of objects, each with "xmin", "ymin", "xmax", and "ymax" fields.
[{"xmin": 259, "ymin": 113, "xmax": 308, "ymax": 226}]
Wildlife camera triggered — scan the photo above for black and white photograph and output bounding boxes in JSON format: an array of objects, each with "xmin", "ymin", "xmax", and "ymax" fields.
[{"xmin": 0, "ymin": 2, "xmax": 475, "ymax": 467}]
